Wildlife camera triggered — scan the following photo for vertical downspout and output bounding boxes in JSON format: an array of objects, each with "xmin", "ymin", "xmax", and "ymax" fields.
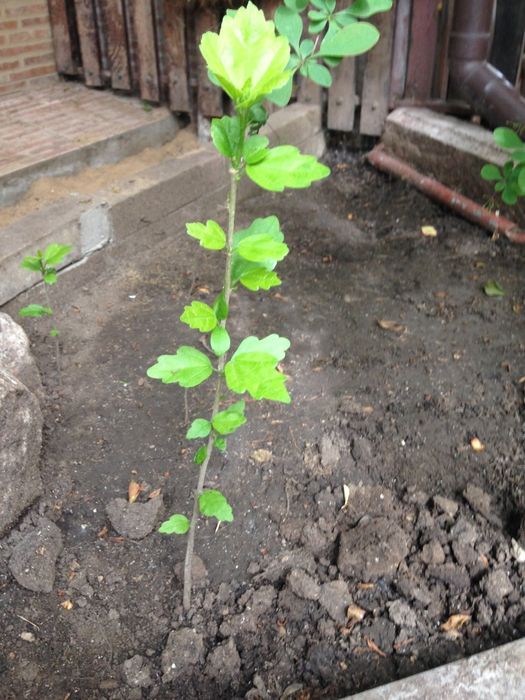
[{"xmin": 448, "ymin": 0, "xmax": 525, "ymax": 127}]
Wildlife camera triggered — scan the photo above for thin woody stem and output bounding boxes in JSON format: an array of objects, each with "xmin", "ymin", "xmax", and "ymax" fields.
[{"xmin": 43, "ymin": 283, "xmax": 61, "ymax": 386}]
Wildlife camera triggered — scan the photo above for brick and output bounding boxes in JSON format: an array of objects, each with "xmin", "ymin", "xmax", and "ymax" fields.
[
  {"xmin": 9, "ymin": 64, "xmax": 54, "ymax": 81},
  {"xmin": 0, "ymin": 42, "xmax": 52, "ymax": 59},
  {"xmin": 4, "ymin": 5, "xmax": 49, "ymax": 18},
  {"xmin": 0, "ymin": 20, "xmax": 18, "ymax": 30},
  {"xmin": 24, "ymin": 52, "xmax": 54, "ymax": 66},
  {"xmin": 0, "ymin": 60, "xmax": 19, "ymax": 71},
  {"xmin": 21, "ymin": 17, "xmax": 50, "ymax": 28}
]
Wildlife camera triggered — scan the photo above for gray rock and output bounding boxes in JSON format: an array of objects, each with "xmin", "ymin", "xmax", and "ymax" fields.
[
  {"xmin": 0, "ymin": 313, "xmax": 43, "ymax": 396},
  {"xmin": 450, "ymin": 517, "xmax": 479, "ymax": 546},
  {"xmin": 8, "ymin": 517, "xmax": 63, "ymax": 592},
  {"xmin": 319, "ymin": 580, "xmax": 353, "ymax": 623},
  {"xmin": 463, "ymin": 483, "xmax": 502, "ymax": 527},
  {"xmin": 0, "ymin": 369, "xmax": 43, "ymax": 536},
  {"xmin": 452, "ymin": 540, "xmax": 479, "ymax": 566},
  {"xmin": 249, "ymin": 585, "xmax": 276, "ymax": 615},
  {"xmin": 396, "ymin": 574, "xmax": 434, "ymax": 607},
  {"xmin": 433, "ymin": 495, "xmax": 459, "ymax": 518},
  {"xmin": 427, "ymin": 563, "xmax": 470, "ymax": 591},
  {"xmin": 206, "ymin": 638, "xmax": 241, "ymax": 690},
  {"xmin": 420, "ymin": 540, "xmax": 445, "ymax": 566},
  {"xmin": 366, "ymin": 617, "xmax": 396, "ymax": 654},
  {"xmin": 387, "ymin": 599, "xmax": 418, "ymax": 628},
  {"xmin": 338, "ymin": 517, "xmax": 409, "ymax": 580},
  {"xmin": 287, "ymin": 568, "xmax": 320, "ymax": 601},
  {"xmin": 255, "ymin": 548, "xmax": 316, "ymax": 584},
  {"xmin": 106, "ymin": 496, "xmax": 163, "ymax": 540},
  {"xmin": 122, "ymin": 655, "xmax": 152, "ymax": 688},
  {"xmin": 484, "ymin": 570, "xmax": 514, "ymax": 606},
  {"xmin": 174, "ymin": 554, "xmax": 208, "ymax": 589},
  {"xmin": 161, "ymin": 628, "xmax": 204, "ymax": 682},
  {"xmin": 342, "ymin": 484, "xmax": 395, "ymax": 526}
]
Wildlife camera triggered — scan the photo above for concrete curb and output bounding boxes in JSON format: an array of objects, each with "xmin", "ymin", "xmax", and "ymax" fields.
[
  {"xmin": 349, "ymin": 638, "xmax": 525, "ymax": 699},
  {"xmin": 0, "ymin": 103, "xmax": 324, "ymax": 306}
]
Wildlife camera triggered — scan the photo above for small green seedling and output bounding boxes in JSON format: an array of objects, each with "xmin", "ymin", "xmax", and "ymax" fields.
[
  {"xmin": 481, "ymin": 126, "xmax": 525, "ymax": 206},
  {"xmin": 19, "ymin": 243, "xmax": 72, "ymax": 382},
  {"xmin": 147, "ymin": 0, "xmax": 391, "ymax": 611},
  {"xmin": 483, "ymin": 280, "xmax": 505, "ymax": 297}
]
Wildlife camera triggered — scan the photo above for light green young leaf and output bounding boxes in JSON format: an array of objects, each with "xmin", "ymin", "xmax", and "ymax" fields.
[
  {"xmin": 225, "ymin": 335, "xmax": 291, "ymax": 403},
  {"xmin": 194, "ymin": 445, "xmax": 208, "ymax": 464},
  {"xmin": 180, "ymin": 301, "xmax": 217, "ymax": 333},
  {"xmin": 159, "ymin": 514, "xmax": 190, "ymax": 535},
  {"xmin": 186, "ymin": 418, "xmax": 212, "ymax": 440},
  {"xmin": 483, "ymin": 280, "xmax": 505, "ymax": 297},
  {"xmin": 43, "ymin": 269, "xmax": 57, "ymax": 285},
  {"xmin": 42, "ymin": 243, "xmax": 72, "ymax": 267},
  {"xmin": 319, "ymin": 21, "xmax": 380, "ymax": 57},
  {"xmin": 212, "ymin": 402, "xmax": 246, "ymax": 435},
  {"xmin": 211, "ymin": 115, "xmax": 243, "ymax": 159},
  {"xmin": 146, "ymin": 347, "xmax": 213, "ymax": 387},
  {"xmin": 480, "ymin": 164, "xmax": 502, "ymax": 182},
  {"xmin": 186, "ymin": 220, "xmax": 226, "ymax": 250},
  {"xmin": 49, "ymin": 328, "xmax": 59, "ymax": 337},
  {"xmin": 234, "ymin": 334, "xmax": 290, "ymax": 362},
  {"xmin": 198, "ymin": 489, "xmax": 234, "ymax": 522},
  {"xmin": 210, "ymin": 326, "xmax": 231, "ymax": 356},
  {"xmin": 275, "ymin": 6, "xmax": 303, "ymax": 50},
  {"xmin": 200, "ymin": 2, "xmax": 291, "ymax": 109},
  {"xmin": 347, "ymin": 0, "xmax": 393, "ymax": 18},
  {"xmin": 237, "ymin": 233, "xmax": 289, "ymax": 263},
  {"xmin": 214, "ymin": 436, "xmax": 227, "ymax": 451},
  {"xmin": 265, "ymin": 75, "xmax": 294, "ymax": 107},
  {"xmin": 246, "ymin": 146, "xmax": 330, "ymax": 192},
  {"xmin": 19, "ymin": 304, "xmax": 53, "ymax": 318},
  {"xmin": 20, "ymin": 255, "xmax": 42, "ymax": 272},
  {"xmin": 494, "ymin": 127, "xmax": 523, "ymax": 150},
  {"xmin": 239, "ymin": 268, "xmax": 281, "ymax": 291},
  {"xmin": 243, "ymin": 135, "xmax": 270, "ymax": 165}
]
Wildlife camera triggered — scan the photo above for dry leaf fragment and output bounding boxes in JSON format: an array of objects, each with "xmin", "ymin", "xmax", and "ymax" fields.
[
  {"xmin": 128, "ymin": 480, "xmax": 141, "ymax": 503},
  {"xmin": 365, "ymin": 637, "xmax": 387, "ymax": 657},
  {"xmin": 358, "ymin": 582, "xmax": 375, "ymax": 591},
  {"xmin": 342, "ymin": 484, "xmax": 350, "ymax": 510},
  {"xmin": 347, "ymin": 213, "xmax": 353, "ymax": 220},
  {"xmin": 377, "ymin": 319, "xmax": 406, "ymax": 334},
  {"xmin": 148, "ymin": 488, "xmax": 161, "ymax": 500},
  {"xmin": 60, "ymin": 600, "xmax": 74, "ymax": 610},
  {"xmin": 251, "ymin": 448, "xmax": 273, "ymax": 463},
  {"xmin": 440, "ymin": 613, "xmax": 470, "ymax": 633},
  {"xmin": 20, "ymin": 632, "xmax": 35, "ymax": 642},
  {"xmin": 421, "ymin": 225, "xmax": 437, "ymax": 237},
  {"xmin": 97, "ymin": 526, "xmax": 108, "ymax": 539},
  {"xmin": 347, "ymin": 604, "xmax": 366, "ymax": 623},
  {"xmin": 518, "ymin": 376, "xmax": 525, "ymax": 384},
  {"xmin": 470, "ymin": 437, "xmax": 485, "ymax": 452}
]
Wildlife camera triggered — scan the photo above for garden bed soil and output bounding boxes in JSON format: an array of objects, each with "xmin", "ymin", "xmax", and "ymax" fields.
[{"xmin": 1, "ymin": 151, "xmax": 525, "ymax": 699}]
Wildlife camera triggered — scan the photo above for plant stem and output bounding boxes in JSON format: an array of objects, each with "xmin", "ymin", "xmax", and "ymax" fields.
[
  {"xmin": 44, "ymin": 284, "xmax": 61, "ymax": 386},
  {"xmin": 183, "ymin": 167, "xmax": 239, "ymax": 611}
]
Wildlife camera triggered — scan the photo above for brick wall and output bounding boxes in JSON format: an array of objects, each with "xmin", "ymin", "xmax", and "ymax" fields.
[{"xmin": 0, "ymin": 1, "xmax": 57, "ymax": 96}]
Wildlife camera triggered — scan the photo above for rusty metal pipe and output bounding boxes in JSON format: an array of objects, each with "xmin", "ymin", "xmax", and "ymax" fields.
[
  {"xmin": 366, "ymin": 144, "xmax": 525, "ymax": 244},
  {"xmin": 448, "ymin": 0, "xmax": 525, "ymax": 127}
]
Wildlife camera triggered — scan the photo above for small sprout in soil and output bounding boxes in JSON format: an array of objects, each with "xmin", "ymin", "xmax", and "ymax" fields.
[{"xmin": 483, "ymin": 280, "xmax": 505, "ymax": 297}]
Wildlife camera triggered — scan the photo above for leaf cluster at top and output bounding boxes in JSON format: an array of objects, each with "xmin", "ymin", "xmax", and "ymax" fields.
[{"xmin": 481, "ymin": 126, "xmax": 525, "ymax": 206}]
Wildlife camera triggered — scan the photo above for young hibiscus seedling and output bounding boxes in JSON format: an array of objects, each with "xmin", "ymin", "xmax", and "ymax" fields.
[{"xmin": 147, "ymin": 0, "xmax": 391, "ymax": 610}]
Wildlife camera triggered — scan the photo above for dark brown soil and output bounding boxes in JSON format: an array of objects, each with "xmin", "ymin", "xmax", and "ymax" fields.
[{"xmin": 2, "ymin": 151, "xmax": 525, "ymax": 699}]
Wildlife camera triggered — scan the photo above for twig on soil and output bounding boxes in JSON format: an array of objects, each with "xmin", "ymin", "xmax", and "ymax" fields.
[{"xmin": 16, "ymin": 614, "xmax": 40, "ymax": 630}]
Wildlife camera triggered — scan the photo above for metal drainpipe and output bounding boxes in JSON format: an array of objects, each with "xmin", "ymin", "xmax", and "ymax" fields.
[{"xmin": 448, "ymin": 0, "xmax": 525, "ymax": 127}]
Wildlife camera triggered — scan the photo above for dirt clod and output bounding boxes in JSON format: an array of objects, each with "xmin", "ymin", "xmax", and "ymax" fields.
[
  {"xmin": 8, "ymin": 517, "xmax": 63, "ymax": 592},
  {"xmin": 106, "ymin": 496, "xmax": 164, "ymax": 540}
]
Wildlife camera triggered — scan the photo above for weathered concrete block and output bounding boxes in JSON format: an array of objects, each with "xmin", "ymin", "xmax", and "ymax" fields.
[
  {"xmin": 0, "ymin": 312, "xmax": 43, "ymax": 396},
  {"xmin": 0, "ymin": 368, "xmax": 43, "ymax": 536}
]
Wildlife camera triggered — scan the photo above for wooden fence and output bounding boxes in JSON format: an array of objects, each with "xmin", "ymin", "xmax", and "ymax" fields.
[{"xmin": 47, "ymin": 1, "xmax": 525, "ymax": 137}]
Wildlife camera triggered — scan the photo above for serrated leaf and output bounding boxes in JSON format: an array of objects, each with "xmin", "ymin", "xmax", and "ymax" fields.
[
  {"xmin": 234, "ymin": 334, "xmax": 290, "ymax": 362},
  {"xmin": 210, "ymin": 326, "xmax": 231, "ymax": 356},
  {"xmin": 319, "ymin": 21, "xmax": 380, "ymax": 57},
  {"xmin": 211, "ymin": 115, "xmax": 242, "ymax": 159},
  {"xmin": 212, "ymin": 403, "xmax": 246, "ymax": 435},
  {"xmin": 198, "ymin": 489, "xmax": 233, "ymax": 522},
  {"xmin": 347, "ymin": 0, "xmax": 393, "ymax": 18},
  {"xmin": 43, "ymin": 269, "xmax": 57, "ymax": 285},
  {"xmin": 246, "ymin": 145, "xmax": 330, "ymax": 192},
  {"xmin": 146, "ymin": 347, "xmax": 213, "ymax": 387},
  {"xmin": 180, "ymin": 301, "xmax": 217, "ymax": 332},
  {"xmin": 19, "ymin": 304, "xmax": 53, "ymax": 318},
  {"xmin": 243, "ymin": 135, "xmax": 270, "ymax": 165},
  {"xmin": 483, "ymin": 280, "xmax": 505, "ymax": 297},
  {"xmin": 20, "ymin": 255, "xmax": 41, "ymax": 272},
  {"xmin": 240, "ymin": 268, "xmax": 281, "ymax": 291},
  {"xmin": 494, "ymin": 127, "xmax": 523, "ymax": 150},
  {"xmin": 275, "ymin": 6, "xmax": 303, "ymax": 50},
  {"xmin": 43, "ymin": 243, "xmax": 72, "ymax": 267},
  {"xmin": 480, "ymin": 164, "xmax": 501, "ymax": 182},
  {"xmin": 159, "ymin": 514, "xmax": 190, "ymax": 535},
  {"xmin": 225, "ymin": 335, "xmax": 291, "ymax": 403},
  {"xmin": 237, "ymin": 233, "xmax": 289, "ymax": 263},
  {"xmin": 194, "ymin": 445, "xmax": 208, "ymax": 464},
  {"xmin": 186, "ymin": 220, "xmax": 226, "ymax": 250},
  {"xmin": 186, "ymin": 418, "xmax": 212, "ymax": 439},
  {"xmin": 266, "ymin": 74, "xmax": 294, "ymax": 107}
]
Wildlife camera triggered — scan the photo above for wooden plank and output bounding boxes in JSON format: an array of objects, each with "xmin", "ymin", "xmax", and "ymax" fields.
[
  {"xmin": 131, "ymin": 0, "xmax": 160, "ymax": 102},
  {"xmin": 195, "ymin": 8, "xmax": 222, "ymax": 118},
  {"xmin": 74, "ymin": 0, "xmax": 103, "ymax": 86},
  {"xmin": 327, "ymin": 59, "xmax": 357, "ymax": 132},
  {"xmin": 98, "ymin": 0, "xmax": 131, "ymax": 90},
  {"xmin": 404, "ymin": 0, "xmax": 441, "ymax": 100},
  {"xmin": 389, "ymin": 0, "xmax": 411, "ymax": 105},
  {"xmin": 162, "ymin": 0, "xmax": 190, "ymax": 112},
  {"xmin": 432, "ymin": 0, "xmax": 454, "ymax": 100},
  {"xmin": 360, "ymin": 9, "xmax": 395, "ymax": 136},
  {"xmin": 48, "ymin": 0, "xmax": 78, "ymax": 75}
]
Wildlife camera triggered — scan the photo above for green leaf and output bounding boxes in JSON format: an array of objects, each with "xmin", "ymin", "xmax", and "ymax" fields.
[
  {"xmin": 243, "ymin": 135, "xmax": 270, "ymax": 165},
  {"xmin": 186, "ymin": 220, "xmax": 226, "ymax": 250},
  {"xmin": 20, "ymin": 255, "xmax": 42, "ymax": 272},
  {"xmin": 300, "ymin": 39, "xmax": 315, "ymax": 57},
  {"xmin": 511, "ymin": 148, "xmax": 525, "ymax": 163},
  {"xmin": 146, "ymin": 347, "xmax": 213, "ymax": 388},
  {"xmin": 180, "ymin": 301, "xmax": 217, "ymax": 333},
  {"xmin": 319, "ymin": 21, "xmax": 380, "ymax": 57},
  {"xmin": 19, "ymin": 304, "xmax": 53, "ymax": 318},
  {"xmin": 210, "ymin": 326, "xmax": 231, "ymax": 356},
  {"xmin": 214, "ymin": 436, "xmax": 227, "ymax": 451},
  {"xmin": 194, "ymin": 445, "xmax": 208, "ymax": 464},
  {"xmin": 213, "ymin": 292, "xmax": 229, "ymax": 321},
  {"xmin": 284, "ymin": 0, "xmax": 308, "ymax": 10},
  {"xmin": 275, "ymin": 6, "xmax": 303, "ymax": 51},
  {"xmin": 248, "ymin": 103, "xmax": 268, "ymax": 132},
  {"xmin": 246, "ymin": 145, "xmax": 330, "ymax": 192},
  {"xmin": 198, "ymin": 489, "xmax": 233, "ymax": 522},
  {"xmin": 43, "ymin": 269, "xmax": 57, "ymax": 285},
  {"xmin": 186, "ymin": 418, "xmax": 212, "ymax": 439},
  {"xmin": 502, "ymin": 185, "xmax": 518, "ymax": 205},
  {"xmin": 480, "ymin": 164, "xmax": 502, "ymax": 182},
  {"xmin": 483, "ymin": 280, "xmax": 505, "ymax": 297},
  {"xmin": 212, "ymin": 402, "xmax": 246, "ymax": 435},
  {"xmin": 49, "ymin": 328, "xmax": 59, "ymax": 337},
  {"xmin": 309, "ymin": 18, "xmax": 328, "ymax": 34},
  {"xmin": 237, "ymin": 233, "xmax": 289, "ymax": 263},
  {"xmin": 518, "ymin": 166, "xmax": 525, "ymax": 194},
  {"xmin": 235, "ymin": 334, "xmax": 290, "ymax": 362},
  {"xmin": 494, "ymin": 127, "xmax": 523, "ymax": 150},
  {"xmin": 42, "ymin": 243, "xmax": 72, "ymax": 267},
  {"xmin": 200, "ymin": 2, "xmax": 291, "ymax": 109},
  {"xmin": 159, "ymin": 514, "xmax": 190, "ymax": 535},
  {"xmin": 346, "ymin": 0, "xmax": 393, "ymax": 18},
  {"xmin": 211, "ymin": 115, "xmax": 243, "ymax": 159},
  {"xmin": 239, "ymin": 268, "xmax": 281, "ymax": 291},
  {"xmin": 305, "ymin": 60, "xmax": 332, "ymax": 87},
  {"xmin": 225, "ymin": 335, "xmax": 291, "ymax": 403}
]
